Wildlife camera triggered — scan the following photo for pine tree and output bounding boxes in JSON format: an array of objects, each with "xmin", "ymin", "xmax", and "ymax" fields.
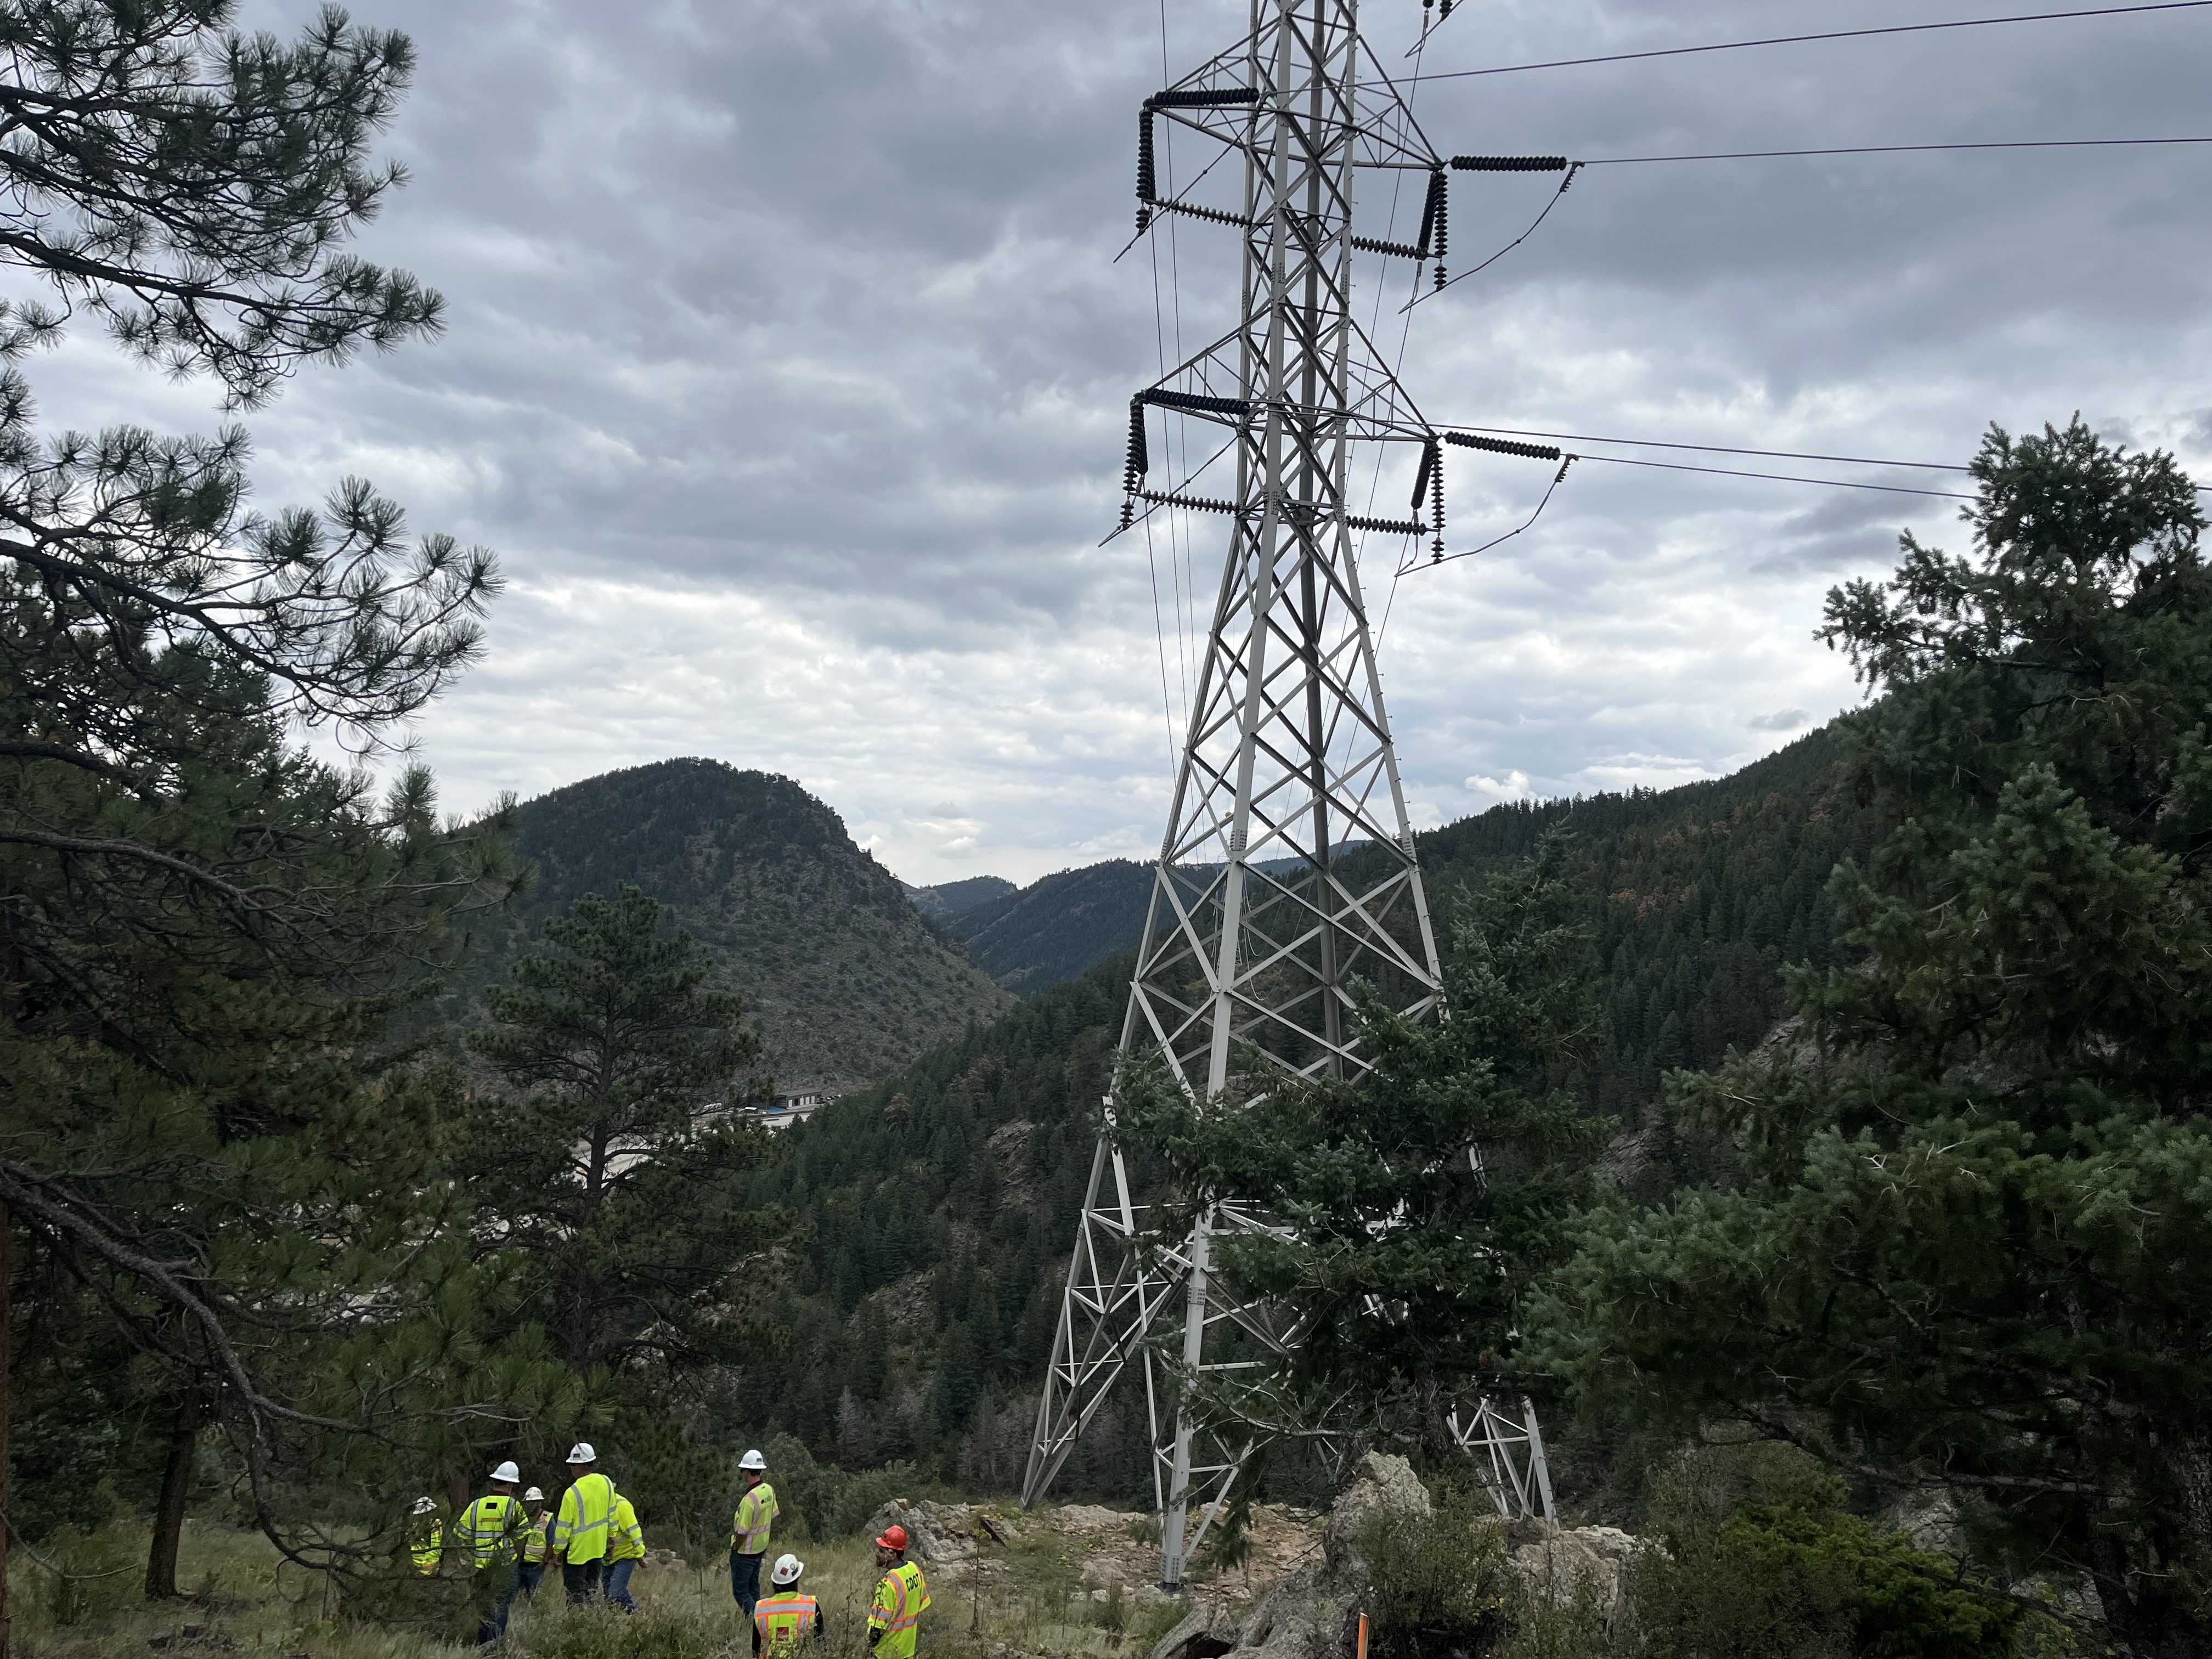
[
  {"xmin": 0, "ymin": 0, "xmax": 548, "ymax": 1598},
  {"xmin": 1540, "ymin": 420, "xmax": 2212, "ymax": 1657},
  {"xmin": 1110, "ymin": 833, "xmax": 1611, "ymax": 1454},
  {"xmin": 461, "ymin": 885, "xmax": 791, "ymax": 1384}
]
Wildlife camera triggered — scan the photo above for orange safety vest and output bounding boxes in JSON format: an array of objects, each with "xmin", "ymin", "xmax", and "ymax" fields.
[{"xmin": 754, "ymin": 1590, "xmax": 821, "ymax": 1656}]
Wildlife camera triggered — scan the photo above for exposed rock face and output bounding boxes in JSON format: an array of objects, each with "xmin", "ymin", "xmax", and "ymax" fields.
[
  {"xmin": 1149, "ymin": 1453, "xmax": 1429, "ymax": 1659},
  {"xmin": 1147, "ymin": 1576, "xmax": 1354, "ymax": 1659},
  {"xmin": 1508, "ymin": 1521, "xmax": 1647, "ymax": 1616},
  {"xmin": 861, "ymin": 1498, "xmax": 987, "ymax": 1566},
  {"xmin": 1320, "ymin": 1452, "xmax": 1433, "ymax": 1581},
  {"xmin": 1141, "ymin": 1453, "xmax": 1656, "ymax": 1659}
]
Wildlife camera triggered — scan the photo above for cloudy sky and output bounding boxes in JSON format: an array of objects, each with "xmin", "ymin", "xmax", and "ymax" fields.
[{"xmin": 41, "ymin": 0, "xmax": 2212, "ymax": 883}]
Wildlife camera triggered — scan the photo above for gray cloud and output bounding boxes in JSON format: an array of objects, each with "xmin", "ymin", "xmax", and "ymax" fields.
[{"xmin": 27, "ymin": 0, "xmax": 2212, "ymax": 879}]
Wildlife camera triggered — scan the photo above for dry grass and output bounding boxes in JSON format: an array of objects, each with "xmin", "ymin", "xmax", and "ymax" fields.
[{"xmin": 2, "ymin": 1511, "xmax": 1216, "ymax": 1659}]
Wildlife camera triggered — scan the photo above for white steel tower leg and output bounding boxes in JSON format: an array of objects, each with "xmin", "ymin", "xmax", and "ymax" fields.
[{"xmin": 1024, "ymin": 0, "xmax": 1555, "ymax": 1582}]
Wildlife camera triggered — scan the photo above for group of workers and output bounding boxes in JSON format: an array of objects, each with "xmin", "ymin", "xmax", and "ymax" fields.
[{"xmin": 407, "ymin": 1442, "xmax": 930, "ymax": 1655}]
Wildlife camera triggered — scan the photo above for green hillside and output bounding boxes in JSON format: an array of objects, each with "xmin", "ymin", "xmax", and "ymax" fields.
[
  {"xmin": 719, "ymin": 721, "xmax": 1881, "ymax": 1494},
  {"xmin": 463, "ymin": 758, "xmax": 1014, "ymax": 1094},
  {"xmin": 939, "ymin": 857, "xmax": 1155, "ymax": 992}
]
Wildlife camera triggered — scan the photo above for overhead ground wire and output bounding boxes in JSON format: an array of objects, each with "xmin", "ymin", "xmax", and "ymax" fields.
[
  {"xmin": 1441, "ymin": 424, "xmax": 2212, "ymax": 490},
  {"xmin": 1406, "ymin": 1, "xmax": 2212, "ymax": 82},
  {"xmin": 1585, "ymin": 136, "xmax": 2212, "ymax": 165},
  {"xmin": 1568, "ymin": 454, "xmax": 1976, "ymax": 499}
]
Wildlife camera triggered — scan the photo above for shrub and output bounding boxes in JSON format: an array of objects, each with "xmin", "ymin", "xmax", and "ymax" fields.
[
  {"xmin": 1357, "ymin": 1486, "xmax": 1516, "ymax": 1659},
  {"xmin": 1623, "ymin": 1446, "xmax": 2027, "ymax": 1659}
]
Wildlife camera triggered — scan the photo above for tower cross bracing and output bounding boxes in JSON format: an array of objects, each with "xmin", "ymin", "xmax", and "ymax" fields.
[{"xmin": 1024, "ymin": 0, "xmax": 1555, "ymax": 1589}]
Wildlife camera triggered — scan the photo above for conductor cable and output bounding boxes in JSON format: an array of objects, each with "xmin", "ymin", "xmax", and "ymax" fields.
[{"xmin": 1406, "ymin": 2, "xmax": 2212, "ymax": 83}]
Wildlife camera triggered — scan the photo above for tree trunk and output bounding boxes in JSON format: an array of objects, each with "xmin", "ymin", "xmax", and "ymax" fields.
[
  {"xmin": 145, "ymin": 1392, "xmax": 201, "ymax": 1600},
  {"xmin": 2, "ymin": 1197, "xmax": 13, "ymax": 1659},
  {"xmin": 2090, "ymin": 1530, "xmax": 2212, "ymax": 1659}
]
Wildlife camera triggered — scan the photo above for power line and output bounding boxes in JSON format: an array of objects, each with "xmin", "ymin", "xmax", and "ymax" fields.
[
  {"xmin": 1587, "ymin": 136, "xmax": 2212, "ymax": 165},
  {"xmin": 1407, "ymin": 1, "xmax": 2212, "ymax": 82},
  {"xmin": 1443, "ymin": 424, "xmax": 1968, "ymax": 471},
  {"xmin": 1566, "ymin": 453, "xmax": 1976, "ymax": 498},
  {"xmin": 1443, "ymin": 424, "xmax": 2212, "ymax": 491}
]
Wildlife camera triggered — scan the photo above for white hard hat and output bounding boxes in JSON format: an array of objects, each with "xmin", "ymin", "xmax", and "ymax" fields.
[
  {"xmin": 568, "ymin": 1442, "xmax": 596, "ymax": 1464},
  {"xmin": 490, "ymin": 1461, "xmax": 521, "ymax": 1484},
  {"xmin": 523, "ymin": 1487, "xmax": 545, "ymax": 1502},
  {"xmin": 740, "ymin": 1448, "xmax": 768, "ymax": 1471},
  {"xmin": 412, "ymin": 1496, "xmax": 437, "ymax": 1516},
  {"xmin": 771, "ymin": 1552, "xmax": 805, "ymax": 1586}
]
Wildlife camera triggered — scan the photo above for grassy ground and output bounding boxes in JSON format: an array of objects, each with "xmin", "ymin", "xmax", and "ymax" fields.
[{"xmin": 4, "ymin": 1513, "xmax": 1205, "ymax": 1659}]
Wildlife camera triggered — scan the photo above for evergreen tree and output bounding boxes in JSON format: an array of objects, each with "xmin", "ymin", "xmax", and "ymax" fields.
[
  {"xmin": 1110, "ymin": 833, "xmax": 1610, "ymax": 1454},
  {"xmin": 0, "ymin": 0, "xmax": 561, "ymax": 1599},
  {"xmin": 1540, "ymin": 420, "xmax": 2212, "ymax": 1656},
  {"xmin": 462, "ymin": 885, "xmax": 790, "ymax": 1384}
]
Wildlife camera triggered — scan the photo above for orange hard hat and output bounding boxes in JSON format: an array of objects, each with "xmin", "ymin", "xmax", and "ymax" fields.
[{"xmin": 874, "ymin": 1524, "xmax": 909, "ymax": 1551}]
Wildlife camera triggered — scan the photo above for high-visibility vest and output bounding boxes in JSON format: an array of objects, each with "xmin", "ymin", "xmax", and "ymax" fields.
[
  {"xmin": 552, "ymin": 1471, "xmax": 618, "ymax": 1564},
  {"xmin": 868, "ymin": 1561, "xmax": 930, "ymax": 1659},
  {"xmin": 456, "ymin": 1493, "xmax": 524, "ymax": 1568},
  {"xmin": 409, "ymin": 1522, "xmax": 444, "ymax": 1576},
  {"xmin": 521, "ymin": 1511, "xmax": 554, "ymax": 1565},
  {"xmin": 754, "ymin": 1590, "xmax": 821, "ymax": 1656},
  {"xmin": 729, "ymin": 1482, "xmax": 779, "ymax": 1555},
  {"xmin": 607, "ymin": 1494, "xmax": 645, "ymax": 1562}
]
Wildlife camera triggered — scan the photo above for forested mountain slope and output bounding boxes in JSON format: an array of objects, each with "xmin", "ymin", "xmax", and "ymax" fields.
[
  {"xmin": 938, "ymin": 858, "xmax": 1155, "ymax": 992},
  {"xmin": 904, "ymin": 875, "xmax": 1017, "ymax": 918},
  {"xmin": 719, "ymin": 723, "xmax": 1882, "ymax": 1493},
  {"xmin": 461, "ymin": 759, "xmax": 1013, "ymax": 1094}
]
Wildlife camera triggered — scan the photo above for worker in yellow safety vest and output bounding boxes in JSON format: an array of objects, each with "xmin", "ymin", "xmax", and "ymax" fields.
[
  {"xmin": 455, "ymin": 1460, "xmax": 531, "ymax": 1645},
  {"xmin": 605, "ymin": 1487, "xmax": 646, "ymax": 1612},
  {"xmin": 408, "ymin": 1496, "xmax": 444, "ymax": 1576},
  {"xmin": 727, "ymin": 1448, "xmax": 779, "ymax": 1623},
  {"xmin": 753, "ymin": 1553, "xmax": 824, "ymax": 1656},
  {"xmin": 866, "ymin": 1523, "xmax": 929, "ymax": 1659},
  {"xmin": 517, "ymin": 1486, "xmax": 555, "ymax": 1600},
  {"xmin": 550, "ymin": 1441, "xmax": 619, "ymax": 1605}
]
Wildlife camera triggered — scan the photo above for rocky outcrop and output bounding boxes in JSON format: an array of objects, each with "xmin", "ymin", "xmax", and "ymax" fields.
[
  {"xmin": 1508, "ymin": 1521, "xmax": 1647, "ymax": 1616},
  {"xmin": 1148, "ymin": 1453, "xmax": 1429, "ymax": 1659},
  {"xmin": 860, "ymin": 1497, "xmax": 994, "ymax": 1566},
  {"xmin": 1147, "ymin": 1575, "xmax": 1354, "ymax": 1659},
  {"xmin": 1320, "ymin": 1452, "xmax": 1432, "ymax": 1581},
  {"xmin": 1141, "ymin": 1454, "xmax": 1655, "ymax": 1659}
]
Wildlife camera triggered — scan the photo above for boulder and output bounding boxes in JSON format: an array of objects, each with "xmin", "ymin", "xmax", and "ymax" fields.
[
  {"xmin": 1146, "ymin": 1596, "xmax": 1243, "ymax": 1659},
  {"xmin": 1143, "ymin": 1575, "xmax": 1352, "ymax": 1659},
  {"xmin": 1233, "ymin": 1575, "xmax": 1354, "ymax": 1659},
  {"xmin": 861, "ymin": 1497, "xmax": 985, "ymax": 1565},
  {"xmin": 1320, "ymin": 1452, "xmax": 1432, "ymax": 1582},
  {"xmin": 1507, "ymin": 1521, "xmax": 1647, "ymax": 1618}
]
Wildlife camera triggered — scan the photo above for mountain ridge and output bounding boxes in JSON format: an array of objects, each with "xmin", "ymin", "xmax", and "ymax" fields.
[{"xmin": 462, "ymin": 758, "xmax": 1014, "ymax": 1095}]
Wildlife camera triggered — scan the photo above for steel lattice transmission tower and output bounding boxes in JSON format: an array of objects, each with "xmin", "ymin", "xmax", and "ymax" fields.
[{"xmin": 1020, "ymin": 0, "xmax": 1556, "ymax": 1590}]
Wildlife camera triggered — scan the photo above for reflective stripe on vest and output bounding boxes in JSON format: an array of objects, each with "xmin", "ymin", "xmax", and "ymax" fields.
[
  {"xmin": 410, "ymin": 1523, "xmax": 443, "ymax": 1574},
  {"xmin": 554, "ymin": 1472, "xmax": 617, "ymax": 1562},
  {"xmin": 754, "ymin": 1593, "xmax": 819, "ymax": 1654},
  {"xmin": 731, "ymin": 1482, "xmax": 778, "ymax": 1554},
  {"xmin": 608, "ymin": 1496, "xmax": 645, "ymax": 1561},
  {"xmin": 458, "ymin": 1494, "xmax": 517, "ymax": 1567},
  {"xmin": 893, "ymin": 1562, "xmax": 928, "ymax": 1629},
  {"xmin": 871, "ymin": 1560, "xmax": 929, "ymax": 1656},
  {"xmin": 521, "ymin": 1513, "xmax": 553, "ymax": 1564}
]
